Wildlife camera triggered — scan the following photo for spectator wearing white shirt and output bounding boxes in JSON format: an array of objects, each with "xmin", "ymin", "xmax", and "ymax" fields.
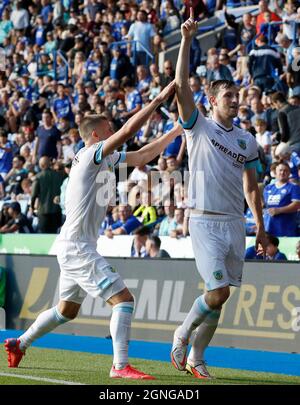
[
  {"xmin": 11, "ymin": 2, "xmax": 29, "ymax": 31},
  {"xmin": 254, "ymin": 119, "xmax": 272, "ymax": 164},
  {"xmin": 61, "ymin": 135, "xmax": 75, "ymax": 163}
]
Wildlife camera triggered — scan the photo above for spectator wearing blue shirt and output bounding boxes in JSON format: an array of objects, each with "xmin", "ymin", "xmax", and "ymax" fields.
[
  {"xmin": 216, "ymin": 10, "xmax": 239, "ymax": 52},
  {"xmin": 109, "ymin": 45, "xmax": 133, "ymax": 81},
  {"xmin": 122, "ymin": 78, "xmax": 142, "ymax": 119},
  {"xmin": 69, "ymin": 128, "xmax": 84, "ymax": 155},
  {"xmin": 51, "ymin": 83, "xmax": 74, "ymax": 123},
  {"xmin": 162, "ymin": 107, "xmax": 183, "ymax": 158},
  {"xmin": 104, "ymin": 205, "xmax": 141, "ymax": 237},
  {"xmin": 190, "ymin": 37, "xmax": 202, "ymax": 74},
  {"xmin": 41, "ymin": 0, "xmax": 53, "ymax": 24},
  {"xmin": 112, "ymin": 10, "xmax": 128, "ymax": 41},
  {"xmin": 275, "ymin": 143, "xmax": 300, "ymax": 184},
  {"xmin": 85, "ymin": 50, "xmax": 101, "ymax": 81},
  {"xmin": 206, "ymin": 55, "xmax": 233, "ymax": 83},
  {"xmin": 245, "ymin": 234, "xmax": 288, "ymax": 260},
  {"xmin": 0, "ymin": 130, "xmax": 13, "ymax": 179},
  {"xmin": 189, "ymin": 76, "xmax": 207, "ymax": 106},
  {"xmin": 127, "ymin": 10, "xmax": 156, "ymax": 66},
  {"xmin": 33, "ymin": 109, "xmax": 62, "ymax": 163},
  {"xmin": 248, "ymin": 35, "xmax": 282, "ymax": 93},
  {"xmin": 264, "ymin": 162, "xmax": 300, "ymax": 236},
  {"xmin": 136, "ymin": 65, "xmax": 151, "ymax": 94},
  {"xmin": 17, "ymin": 75, "xmax": 33, "ymax": 102},
  {"xmin": 34, "ymin": 15, "xmax": 46, "ymax": 47}
]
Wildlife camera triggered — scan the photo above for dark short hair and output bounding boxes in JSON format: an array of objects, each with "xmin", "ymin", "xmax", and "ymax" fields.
[
  {"xmin": 266, "ymin": 233, "xmax": 279, "ymax": 247},
  {"xmin": 270, "ymin": 92, "xmax": 287, "ymax": 104},
  {"xmin": 208, "ymin": 80, "xmax": 236, "ymax": 98},
  {"xmin": 148, "ymin": 235, "xmax": 161, "ymax": 250},
  {"xmin": 134, "ymin": 226, "xmax": 151, "ymax": 236},
  {"xmin": 14, "ymin": 155, "xmax": 26, "ymax": 164},
  {"xmin": 10, "ymin": 202, "xmax": 21, "ymax": 214},
  {"xmin": 42, "ymin": 108, "xmax": 52, "ymax": 116}
]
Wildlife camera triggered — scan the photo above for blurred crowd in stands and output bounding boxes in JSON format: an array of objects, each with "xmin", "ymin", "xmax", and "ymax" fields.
[{"xmin": 0, "ymin": 0, "xmax": 300, "ymax": 260}]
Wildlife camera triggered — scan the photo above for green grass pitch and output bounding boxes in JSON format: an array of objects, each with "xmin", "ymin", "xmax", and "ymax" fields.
[{"xmin": 0, "ymin": 347, "xmax": 300, "ymax": 385}]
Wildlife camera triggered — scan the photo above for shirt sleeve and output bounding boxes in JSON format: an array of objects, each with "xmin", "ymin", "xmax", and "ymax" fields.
[
  {"xmin": 135, "ymin": 92, "xmax": 143, "ymax": 106},
  {"xmin": 244, "ymin": 134, "xmax": 259, "ymax": 170},
  {"xmin": 292, "ymin": 152, "xmax": 300, "ymax": 167},
  {"xmin": 110, "ymin": 151, "xmax": 126, "ymax": 167},
  {"xmin": 291, "ymin": 184, "xmax": 300, "ymax": 202},
  {"xmin": 93, "ymin": 142, "xmax": 104, "ymax": 165},
  {"xmin": 178, "ymin": 108, "xmax": 207, "ymax": 138}
]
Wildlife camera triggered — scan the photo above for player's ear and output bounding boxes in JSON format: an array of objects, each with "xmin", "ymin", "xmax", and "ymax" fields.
[
  {"xmin": 91, "ymin": 129, "xmax": 98, "ymax": 139},
  {"xmin": 209, "ymin": 95, "xmax": 217, "ymax": 107}
]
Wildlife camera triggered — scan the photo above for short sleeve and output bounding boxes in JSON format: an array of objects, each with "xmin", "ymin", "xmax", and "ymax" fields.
[
  {"xmin": 292, "ymin": 152, "xmax": 300, "ymax": 167},
  {"xmin": 244, "ymin": 134, "xmax": 259, "ymax": 170},
  {"xmin": 111, "ymin": 151, "xmax": 126, "ymax": 167},
  {"xmin": 93, "ymin": 142, "xmax": 104, "ymax": 165},
  {"xmin": 178, "ymin": 108, "xmax": 207, "ymax": 138},
  {"xmin": 135, "ymin": 92, "xmax": 143, "ymax": 106},
  {"xmin": 291, "ymin": 184, "xmax": 300, "ymax": 201}
]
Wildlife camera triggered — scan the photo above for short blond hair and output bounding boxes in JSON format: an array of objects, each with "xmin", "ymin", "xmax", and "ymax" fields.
[{"xmin": 79, "ymin": 114, "xmax": 107, "ymax": 141}]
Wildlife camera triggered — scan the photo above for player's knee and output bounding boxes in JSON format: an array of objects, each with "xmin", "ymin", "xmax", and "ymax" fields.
[
  {"xmin": 58, "ymin": 301, "xmax": 80, "ymax": 320},
  {"xmin": 107, "ymin": 288, "xmax": 134, "ymax": 306},
  {"xmin": 206, "ymin": 287, "xmax": 230, "ymax": 309}
]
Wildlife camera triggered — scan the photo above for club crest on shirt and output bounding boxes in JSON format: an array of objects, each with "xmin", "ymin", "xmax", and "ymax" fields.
[
  {"xmin": 215, "ymin": 129, "xmax": 224, "ymax": 136},
  {"xmin": 213, "ymin": 271, "xmax": 223, "ymax": 281},
  {"xmin": 237, "ymin": 139, "xmax": 247, "ymax": 150}
]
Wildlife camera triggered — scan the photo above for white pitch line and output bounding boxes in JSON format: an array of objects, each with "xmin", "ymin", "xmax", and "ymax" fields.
[{"xmin": 0, "ymin": 372, "xmax": 86, "ymax": 385}]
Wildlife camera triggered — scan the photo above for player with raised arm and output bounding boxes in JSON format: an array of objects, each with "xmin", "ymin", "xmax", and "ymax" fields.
[
  {"xmin": 171, "ymin": 8, "xmax": 268, "ymax": 379},
  {"xmin": 5, "ymin": 81, "xmax": 182, "ymax": 380}
]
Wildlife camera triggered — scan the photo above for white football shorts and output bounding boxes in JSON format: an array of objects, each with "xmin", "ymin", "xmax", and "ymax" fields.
[
  {"xmin": 189, "ymin": 214, "xmax": 245, "ymax": 291},
  {"xmin": 56, "ymin": 241, "xmax": 126, "ymax": 304}
]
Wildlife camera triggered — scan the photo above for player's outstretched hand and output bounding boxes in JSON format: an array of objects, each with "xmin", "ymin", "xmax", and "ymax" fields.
[
  {"xmin": 155, "ymin": 80, "xmax": 175, "ymax": 104},
  {"xmin": 181, "ymin": 7, "xmax": 198, "ymax": 39}
]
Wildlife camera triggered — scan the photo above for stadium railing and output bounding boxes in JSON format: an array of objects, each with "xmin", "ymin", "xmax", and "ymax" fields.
[
  {"xmin": 35, "ymin": 50, "xmax": 69, "ymax": 84},
  {"xmin": 109, "ymin": 40, "xmax": 154, "ymax": 66},
  {"xmin": 250, "ymin": 20, "xmax": 300, "ymax": 49}
]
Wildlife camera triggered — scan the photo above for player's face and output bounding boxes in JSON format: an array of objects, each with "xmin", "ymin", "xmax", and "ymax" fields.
[
  {"xmin": 213, "ymin": 87, "xmax": 239, "ymax": 118},
  {"xmin": 98, "ymin": 120, "xmax": 114, "ymax": 140}
]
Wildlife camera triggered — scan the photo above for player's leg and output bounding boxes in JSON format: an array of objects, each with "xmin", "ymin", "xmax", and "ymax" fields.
[
  {"xmin": 186, "ymin": 309, "xmax": 221, "ymax": 379},
  {"xmin": 105, "ymin": 286, "xmax": 155, "ymax": 380},
  {"xmin": 4, "ymin": 300, "xmax": 80, "ymax": 368},
  {"xmin": 5, "ymin": 268, "xmax": 85, "ymax": 368},
  {"xmin": 186, "ymin": 218, "xmax": 244, "ymax": 378},
  {"xmin": 171, "ymin": 216, "xmax": 230, "ymax": 371},
  {"xmin": 85, "ymin": 256, "xmax": 154, "ymax": 380},
  {"xmin": 106, "ymin": 287, "xmax": 135, "ymax": 372},
  {"xmin": 186, "ymin": 286, "xmax": 229, "ymax": 379}
]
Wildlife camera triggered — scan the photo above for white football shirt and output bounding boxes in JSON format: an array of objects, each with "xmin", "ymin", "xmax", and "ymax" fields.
[
  {"xmin": 58, "ymin": 142, "xmax": 125, "ymax": 243},
  {"xmin": 182, "ymin": 110, "xmax": 258, "ymax": 217}
]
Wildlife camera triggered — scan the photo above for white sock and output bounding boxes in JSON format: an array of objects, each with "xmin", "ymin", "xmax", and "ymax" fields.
[
  {"xmin": 178, "ymin": 295, "xmax": 213, "ymax": 341},
  {"xmin": 110, "ymin": 301, "xmax": 134, "ymax": 370},
  {"xmin": 19, "ymin": 306, "xmax": 70, "ymax": 351},
  {"xmin": 188, "ymin": 309, "xmax": 221, "ymax": 365}
]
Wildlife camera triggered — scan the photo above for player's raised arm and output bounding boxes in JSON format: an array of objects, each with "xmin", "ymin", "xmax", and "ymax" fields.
[
  {"xmin": 125, "ymin": 123, "xmax": 183, "ymax": 167},
  {"xmin": 176, "ymin": 7, "xmax": 198, "ymax": 123},
  {"xmin": 101, "ymin": 80, "xmax": 175, "ymax": 158}
]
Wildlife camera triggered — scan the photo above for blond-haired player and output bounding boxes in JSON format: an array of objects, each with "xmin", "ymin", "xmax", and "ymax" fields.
[{"xmin": 5, "ymin": 81, "xmax": 182, "ymax": 380}]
